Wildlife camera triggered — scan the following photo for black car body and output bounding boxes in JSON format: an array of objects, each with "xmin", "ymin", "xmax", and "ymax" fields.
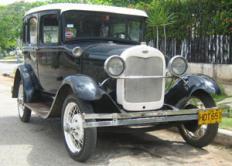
[{"xmin": 12, "ymin": 3, "xmax": 222, "ymax": 162}]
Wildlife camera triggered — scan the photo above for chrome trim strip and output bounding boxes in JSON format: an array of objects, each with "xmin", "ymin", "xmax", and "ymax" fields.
[
  {"xmin": 82, "ymin": 107, "xmax": 221, "ymax": 128},
  {"xmin": 83, "ymin": 107, "xmax": 218, "ymax": 120},
  {"xmin": 84, "ymin": 115, "xmax": 198, "ymax": 128}
]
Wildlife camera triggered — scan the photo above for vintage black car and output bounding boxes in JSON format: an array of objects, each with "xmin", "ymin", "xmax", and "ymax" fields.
[{"xmin": 12, "ymin": 3, "xmax": 222, "ymax": 162}]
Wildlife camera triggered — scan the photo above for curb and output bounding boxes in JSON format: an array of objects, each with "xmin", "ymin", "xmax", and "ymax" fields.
[
  {"xmin": 169, "ymin": 127, "xmax": 232, "ymax": 147},
  {"xmin": 214, "ymin": 128, "xmax": 232, "ymax": 146}
]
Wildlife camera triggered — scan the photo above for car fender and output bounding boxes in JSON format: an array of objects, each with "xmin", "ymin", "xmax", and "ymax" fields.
[
  {"xmin": 47, "ymin": 74, "xmax": 119, "ymax": 118},
  {"xmin": 60, "ymin": 75, "xmax": 104, "ymax": 101},
  {"xmin": 12, "ymin": 64, "xmax": 40, "ymax": 102},
  {"xmin": 165, "ymin": 74, "xmax": 221, "ymax": 107}
]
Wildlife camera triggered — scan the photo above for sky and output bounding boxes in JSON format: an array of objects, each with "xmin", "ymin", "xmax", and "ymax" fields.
[{"xmin": 0, "ymin": 0, "xmax": 46, "ymax": 5}]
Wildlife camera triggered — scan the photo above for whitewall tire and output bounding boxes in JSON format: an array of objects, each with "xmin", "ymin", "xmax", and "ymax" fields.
[{"xmin": 61, "ymin": 94, "xmax": 97, "ymax": 162}]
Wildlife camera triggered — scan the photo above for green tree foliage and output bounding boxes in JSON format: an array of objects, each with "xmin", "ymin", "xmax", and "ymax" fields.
[
  {"xmin": 163, "ymin": 0, "xmax": 232, "ymax": 39},
  {"xmin": 0, "ymin": 0, "xmax": 231, "ymax": 51},
  {"xmin": 145, "ymin": 1, "xmax": 175, "ymax": 48},
  {"xmin": 0, "ymin": 1, "xmax": 45, "ymax": 50},
  {"xmin": 49, "ymin": 0, "xmax": 113, "ymax": 5}
]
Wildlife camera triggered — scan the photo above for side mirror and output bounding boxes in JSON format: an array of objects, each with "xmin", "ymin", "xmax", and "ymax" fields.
[{"xmin": 72, "ymin": 47, "xmax": 83, "ymax": 57}]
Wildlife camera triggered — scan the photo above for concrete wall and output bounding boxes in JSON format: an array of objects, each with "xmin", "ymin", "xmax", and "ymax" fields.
[{"xmin": 189, "ymin": 63, "xmax": 232, "ymax": 95}]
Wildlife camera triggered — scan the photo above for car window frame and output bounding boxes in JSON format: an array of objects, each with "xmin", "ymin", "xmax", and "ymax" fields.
[
  {"xmin": 61, "ymin": 10, "xmax": 146, "ymax": 43},
  {"xmin": 22, "ymin": 18, "xmax": 28, "ymax": 44},
  {"xmin": 27, "ymin": 14, "xmax": 39, "ymax": 46},
  {"xmin": 38, "ymin": 10, "xmax": 61, "ymax": 46}
]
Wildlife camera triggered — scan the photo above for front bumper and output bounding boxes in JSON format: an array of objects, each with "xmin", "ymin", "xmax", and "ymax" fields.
[{"xmin": 82, "ymin": 107, "xmax": 218, "ymax": 128}]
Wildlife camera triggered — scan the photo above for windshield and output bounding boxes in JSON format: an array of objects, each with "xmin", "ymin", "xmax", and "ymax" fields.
[{"xmin": 63, "ymin": 11, "xmax": 145, "ymax": 42}]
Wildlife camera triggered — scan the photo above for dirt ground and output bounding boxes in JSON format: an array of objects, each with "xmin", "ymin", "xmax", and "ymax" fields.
[
  {"xmin": 0, "ymin": 75, "xmax": 232, "ymax": 166},
  {"xmin": 0, "ymin": 75, "xmax": 13, "ymax": 85}
]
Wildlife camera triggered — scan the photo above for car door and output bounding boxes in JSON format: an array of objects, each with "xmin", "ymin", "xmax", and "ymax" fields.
[
  {"xmin": 37, "ymin": 11, "xmax": 78, "ymax": 94},
  {"xmin": 36, "ymin": 11, "xmax": 61, "ymax": 94}
]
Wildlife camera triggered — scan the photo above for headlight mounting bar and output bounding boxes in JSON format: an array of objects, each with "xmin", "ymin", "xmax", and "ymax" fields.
[{"xmin": 118, "ymin": 75, "xmax": 172, "ymax": 79}]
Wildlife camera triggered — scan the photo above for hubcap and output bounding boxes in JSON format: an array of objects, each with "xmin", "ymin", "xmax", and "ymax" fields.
[
  {"xmin": 183, "ymin": 124, "xmax": 207, "ymax": 140},
  {"xmin": 63, "ymin": 102, "xmax": 84, "ymax": 153},
  {"xmin": 17, "ymin": 83, "xmax": 24, "ymax": 118},
  {"xmin": 181, "ymin": 97, "xmax": 207, "ymax": 140}
]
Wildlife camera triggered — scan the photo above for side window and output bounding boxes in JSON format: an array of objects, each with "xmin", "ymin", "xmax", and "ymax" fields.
[
  {"xmin": 22, "ymin": 21, "xmax": 27, "ymax": 44},
  {"xmin": 128, "ymin": 21, "xmax": 140, "ymax": 42},
  {"xmin": 41, "ymin": 14, "xmax": 59, "ymax": 44},
  {"xmin": 29, "ymin": 17, "xmax": 38, "ymax": 44}
]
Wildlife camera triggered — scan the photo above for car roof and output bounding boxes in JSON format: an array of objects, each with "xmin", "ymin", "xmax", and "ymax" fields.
[{"xmin": 25, "ymin": 3, "xmax": 148, "ymax": 17}]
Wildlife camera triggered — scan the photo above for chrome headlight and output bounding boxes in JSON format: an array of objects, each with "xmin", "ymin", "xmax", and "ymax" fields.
[
  {"xmin": 168, "ymin": 56, "xmax": 188, "ymax": 76},
  {"xmin": 72, "ymin": 47, "xmax": 83, "ymax": 57},
  {"xmin": 104, "ymin": 55, "xmax": 125, "ymax": 77}
]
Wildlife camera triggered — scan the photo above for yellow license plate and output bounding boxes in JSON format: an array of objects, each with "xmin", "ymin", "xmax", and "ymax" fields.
[{"xmin": 198, "ymin": 109, "xmax": 222, "ymax": 125}]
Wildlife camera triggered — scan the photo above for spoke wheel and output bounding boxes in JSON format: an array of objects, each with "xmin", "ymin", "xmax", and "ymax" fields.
[
  {"xmin": 62, "ymin": 95, "xmax": 97, "ymax": 162},
  {"xmin": 63, "ymin": 102, "xmax": 84, "ymax": 153},
  {"xmin": 178, "ymin": 92, "xmax": 218, "ymax": 148},
  {"xmin": 17, "ymin": 81, "xmax": 31, "ymax": 122}
]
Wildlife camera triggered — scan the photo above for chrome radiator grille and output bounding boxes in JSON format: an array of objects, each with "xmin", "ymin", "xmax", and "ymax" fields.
[{"xmin": 124, "ymin": 56, "xmax": 163, "ymax": 103}]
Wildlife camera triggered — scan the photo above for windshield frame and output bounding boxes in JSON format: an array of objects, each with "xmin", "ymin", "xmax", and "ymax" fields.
[{"xmin": 61, "ymin": 10, "xmax": 146, "ymax": 44}]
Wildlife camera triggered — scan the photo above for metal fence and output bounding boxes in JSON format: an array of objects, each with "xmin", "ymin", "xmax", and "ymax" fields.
[{"xmin": 151, "ymin": 35, "xmax": 232, "ymax": 64}]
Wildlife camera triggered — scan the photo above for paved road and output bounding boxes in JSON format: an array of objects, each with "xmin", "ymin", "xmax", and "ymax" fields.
[
  {"xmin": 0, "ymin": 62, "xmax": 19, "ymax": 75},
  {"xmin": 0, "ymin": 76, "xmax": 232, "ymax": 166}
]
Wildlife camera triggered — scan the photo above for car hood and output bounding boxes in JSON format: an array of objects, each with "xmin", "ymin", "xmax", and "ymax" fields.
[{"xmin": 65, "ymin": 41, "xmax": 137, "ymax": 60}]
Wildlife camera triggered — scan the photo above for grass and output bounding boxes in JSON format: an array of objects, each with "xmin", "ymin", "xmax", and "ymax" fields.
[
  {"xmin": 212, "ymin": 83, "xmax": 231, "ymax": 102},
  {"xmin": 220, "ymin": 117, "xmax": 232, "ymax": 131},
  {"xmin": 212, "ymin": 83, "xmax": 227, "ymax": 101},
  {"xmin": 213, "ymin": 95, "xmax": 231, "ymax": 102},
  {"xmin": 165, "ymin": 78, "xmax": 175, "ymax": 91}
]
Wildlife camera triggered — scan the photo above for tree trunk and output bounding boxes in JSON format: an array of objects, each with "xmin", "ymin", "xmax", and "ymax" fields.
[
  {"xmin": 163, "ymin": 25, "xmax": 166, "ymax": 55},
  {"xmin": 174, "ymin": 39, "xmax": 176, "ymax": 55},
  {"xmin": 156, "ymin": 26, "xmax": 159, "ymax": 48},
  {"xmin": 153, "ymin": 27, "xmax": 156, "ymax": 47}
]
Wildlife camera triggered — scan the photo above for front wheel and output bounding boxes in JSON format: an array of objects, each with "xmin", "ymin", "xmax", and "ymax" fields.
[
  {"xmin": 17, "ymin": 81, "xmax": 31, "ymax": 122},
  {"xmin": 61, "ymin": 94, "xmax": 97, "ymax": 162},
  {"xmin": 178, "ymin": 92, "xmax": 218, "ymax": 148}
]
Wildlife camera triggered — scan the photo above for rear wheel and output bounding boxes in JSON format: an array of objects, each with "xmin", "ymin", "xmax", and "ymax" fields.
[
  {"xmin": 61, "ymin": 94, "xmax": 97, "ymax": 162},
  {"xmin": 178, "ymin": 92, "xmax": 218, "ymax": 148},
  {"xmin": 17, "ymin": 81, "xmax": 31, "ymax": 122}
]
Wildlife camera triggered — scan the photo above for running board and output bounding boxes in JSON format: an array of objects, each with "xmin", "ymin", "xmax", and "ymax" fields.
[{"xmin": 25, "ymin": 102, "xmax": 51, "ymax": 118}]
